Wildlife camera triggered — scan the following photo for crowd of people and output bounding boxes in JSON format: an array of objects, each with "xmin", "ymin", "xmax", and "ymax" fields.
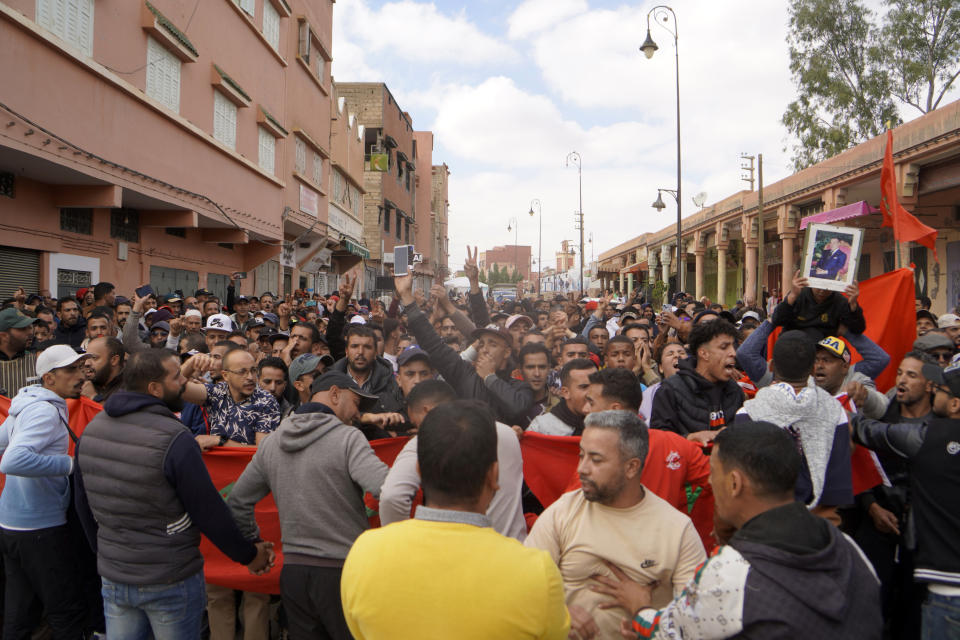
[{"xmin": 0, "ymin": 251, "xmax": 957, "ymax": 640}]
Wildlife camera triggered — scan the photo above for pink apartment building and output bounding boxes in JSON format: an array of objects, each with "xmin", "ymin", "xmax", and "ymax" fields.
[{"xmin": 0, "ymin": 0, "xmax": 365, "ymax": 301}]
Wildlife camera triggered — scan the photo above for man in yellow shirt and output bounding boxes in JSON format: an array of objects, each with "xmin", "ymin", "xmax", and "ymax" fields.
[
  {"xmin": 525, "ymin": 410, "xmax": 705, "ymax": 639},
  {"xmin": 340, "ymin": 399, "xmax": 569, "ymax": 639}
]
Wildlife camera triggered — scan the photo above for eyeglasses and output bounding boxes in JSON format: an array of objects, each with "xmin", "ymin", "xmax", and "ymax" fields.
[{"xmin": 224, "ymin": 368, "xmax": 256, "ymax": 378}]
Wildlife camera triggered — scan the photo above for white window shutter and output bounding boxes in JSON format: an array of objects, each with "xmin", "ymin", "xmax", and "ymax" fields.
[
  {"xmin": 263, "ymin": 1, "xmax": 280, "ymax": 51},
  {"xmin": 259, "ymin": 127, "xmax": 275, "ymax": 175},
  {"xmin": 213, "ymin": 91, "xmax": 237, "ymax": 150},
  {"xmin": 146, "ymin": 37, "xmax": 180, "ymax": 112},
  {"xmin": 312, "ymin": 152, "xmax": 322, "ymax": 185},
  {"xmin": 36, "ymin": 0, "xmax": 93, "ymax": 55}
]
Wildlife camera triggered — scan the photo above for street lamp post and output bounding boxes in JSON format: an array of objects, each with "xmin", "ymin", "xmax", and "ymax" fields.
[
  {"xmin": 529, "ymin": 198, "xmax": 542, "ymax": 295},
  {"xmin": 565, "ymin": 152, "xmax": 584, "ymax": 297},
  {"xmin": 641, "ymin": 5, "xmax": 683, "ymax": 295},
  {"xmin": 507, "ymin": 217, "xmax": 519, "ymax": 284}
]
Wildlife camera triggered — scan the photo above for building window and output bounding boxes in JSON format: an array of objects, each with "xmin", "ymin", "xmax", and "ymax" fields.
[
  {"xmin": 405, "ymin": 222, "xmax": 410, "ymax": 244},
  {"xmin": 59, "ymin": 208, "xmax": 92, "ymax": 235},
  {"xmin": 383, "ymin": 208, "xmax": 390, "ymax": 232},
  {"xmin": 312, "ymin": 152, "xmax": 322, "ymax": 186},
  {"xmin": 316, "ymin": 57, "xmax": 325, "ymax": 83},
  {"xmin": 332, "ymin": 170, "xmax": 344, "ymax": 203},
  {"xmin": 395, "ymin": 212, "xmax": 401, "ymax": 240},
  {"xmin": 110, "ymin": 209, "xmax": 140, "ymax": 243},
  {"xmin": 262, "ymin": 0, "xmax": 280, "ymax": 50},
  {"xmin": 165, "ymin": 227, "xmax": 186, "ymax": 237},
  {"xmin": 236, "ymin": 0, "xmax": 254, "ymax": 16},
  {"xmin": 213, "ymin": 90, "xmax": 237, "ymax": 149},
  {"xmin": 146, "ymin": 36, "xmax": 181, "ymax": 112},
  {"xmin": 294, "ymin": 137, "xmax": 306, "ymax": 174},
  {"xmin": 36, "ymin": 0, "xmax": 94, "ymax": 56},
  {"xmin": 258, "ymin": 127, "xmax": 276, "ymax": 174}
]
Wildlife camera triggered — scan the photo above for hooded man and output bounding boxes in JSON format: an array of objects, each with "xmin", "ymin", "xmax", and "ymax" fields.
[{"xmin": 227, "ymin": 371, "xmax": 388, "ymax": 640}]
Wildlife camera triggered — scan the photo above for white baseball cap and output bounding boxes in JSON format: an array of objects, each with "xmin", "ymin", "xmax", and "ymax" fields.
[
  {"xmin": 203, "ymin": 313, "xmax": 234, "ymax": 333},
  {"xmin": 35, "ymin": 344, "xmax": 88, "ymax": 378},
  {"xmin": 938, "ymin": 313, "xmax": 960, "ymax": 329},
  {"xmin": 349, "ymin": 315, "xmax": 367, "ymax": 325}
]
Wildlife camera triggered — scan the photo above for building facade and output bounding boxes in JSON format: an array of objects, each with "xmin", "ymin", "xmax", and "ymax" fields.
[
  {"xmin": 431, "ymin": 163, "xmax": 450, "ymax": 282},
  {"xmin": 598, "ymin": 98, "xmax": 960, "ymax": 314},
  {"xmin": 0, "ymin": 0, "xmax": 356, "ymax": 301},
  {"xmin": 479, "ymin": 245, "xmax": 532, "ymax": 282}
]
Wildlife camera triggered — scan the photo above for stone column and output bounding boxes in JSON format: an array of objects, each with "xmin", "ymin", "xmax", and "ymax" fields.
[
  {"xmin": 717, "ymin": 245, "xmax": 728, "ymax": 307},
  {"xmin": 694, "ymin": 248, "xmax": 705, "ymax": 300},
  {"xmin": 745, "ymin": 239, "xmax": 758, "ymax": 304},
  {"xmin": 660, "ymin": 245, "xmax": 672, "ymax": 289},
  {"xmin": 627, "ymin": 273, "xmax": 634, "ymax": 297},
  {"xmin": 619, "ymin": 271, "xmax": 625, "ymax": 294},
  {"xmin": 781, "ymin": 232, "xmax": 797, "ymax": 292}
]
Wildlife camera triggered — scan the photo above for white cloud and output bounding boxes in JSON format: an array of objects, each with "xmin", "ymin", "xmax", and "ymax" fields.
[
  {"xmin": 334, "ymin": 0, "xmax": 516, "ymax": 66},
  {"xmin": 507, "ymin": 0, "xmax": 588, "ymax": 40}
]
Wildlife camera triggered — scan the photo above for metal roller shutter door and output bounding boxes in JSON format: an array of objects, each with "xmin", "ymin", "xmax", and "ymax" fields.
[{"xmin": 0, "ymin": 246, "xmax": 40, "ymax": 299}]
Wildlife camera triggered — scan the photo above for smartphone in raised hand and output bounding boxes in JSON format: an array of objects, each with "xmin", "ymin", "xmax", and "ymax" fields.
[{"xmin": 394, "ymin": 245, "xmax": 410, "ymax": 276}]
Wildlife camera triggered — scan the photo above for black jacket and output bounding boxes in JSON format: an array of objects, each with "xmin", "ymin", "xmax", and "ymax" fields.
[
  {"xmin": 771, "ymin": 288, "xmax": 866, "ymax": 338},
  {"xmin": 853, "ymin": 415, "xmax": 960, "ymax": 586},
  {"xmin": 405, "ymin": 304, "xmax": 532, "ymax": 425},
  {"xmin": 330, "ymin": 356, "xmax": 403, "ymax": 415},
  {"xmin": 53, "ymin": 317, "xmax": 86, "ymax": 350},
  {"xmin": 649, "ymin": 357, "xmax": 744, "ymax": 435}
]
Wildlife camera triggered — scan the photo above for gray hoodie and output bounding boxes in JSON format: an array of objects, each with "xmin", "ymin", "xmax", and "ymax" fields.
[{"xmin": 227, "ymin": 405, "xmax": 388, "ymax": 563}]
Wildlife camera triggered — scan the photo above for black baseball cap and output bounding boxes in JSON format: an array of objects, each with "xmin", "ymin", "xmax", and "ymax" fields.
[
  {"xmin": 917, "ymin": 309, "xmax": 938, "ymax": 324},
  {"xmin": 310, "ymin": 371, "xmax": 379, "ymax": 411},
  {"xmin": 397, "ymin": 346, "xmax": 432, "ymax": 368},
  {"xmin": 923, "ymin": 361, "xmax": 960, "ymax": 397}
]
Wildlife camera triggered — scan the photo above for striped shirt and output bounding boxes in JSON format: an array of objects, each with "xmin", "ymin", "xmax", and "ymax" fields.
[{"xmin": 0, "ymin": 352, "xmax": 37, "ymax": 398}]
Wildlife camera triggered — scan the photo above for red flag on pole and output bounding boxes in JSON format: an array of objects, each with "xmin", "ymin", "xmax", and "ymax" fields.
[{"xmin": 880, "ymin": 129, "xmax": 938, "ymax": 260}]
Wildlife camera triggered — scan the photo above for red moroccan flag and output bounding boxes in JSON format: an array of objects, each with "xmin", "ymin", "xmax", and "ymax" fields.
[{"xmin": 880, "ymin": 130, "xmax": 938, "ymax": 260}]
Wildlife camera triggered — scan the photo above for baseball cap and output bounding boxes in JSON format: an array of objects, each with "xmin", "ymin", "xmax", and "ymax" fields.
[
  {"xmin": 349, "ymin": 315, "xmax": 367, "ymax": 325},
  {"xmin": 267, "ymin": 332, "xmax": 290, "ymax": 344},
  {"xmin": 246, "ymin": 316, "xmax": 265, "ymax": 328},
  {"xmin": 261, "ymin": 312, "xmax": 278, "ymax": 325},
  {"xmin": 257, "ymin": 327, "xmax": 279, "ymax": 339},
  {"xmin": 490, "ymin": 311, "xmax": 509, "ymax": 321},
  {"xmin": 204, "ymin": 314, "xmax": 234, "ymax": 333},
  {"xmin": 741, "ymin": 310, "xmax": 761, "ymax": 323},
  {"xmin": 236, "ymin": 295, "xmax": 250, "ymax": 302},
  {"xmin": 816, "ymin": 336, "xmax": 852, "ymax": 363},
  {"xmin": 913, "ymin": 332, "xmax": 956, "ymax": 353},
  {"xmin": 195, "ymin": 288, "xmax": 212, "ymax": 297},
  {"xmin": 184, "ymin": 309, "xmax": 202, "ymax": 319},
  {"xmin": 151, "ymin": 321, "xmax": 170, "ymax": 333},
  {"xmin": 289, "ymin": 353, "xmax": 323, "ymax": 381},
  {"xmin": 584, "ymin": 301, "xmax": 598, "ymax": 311},
  {"xmin": 939, "ymin": 313, "xmax": 960, "ymax": 329},
  {"xmin": 470, "ymin": 323, "xmax": 513, "ymax": 348},
  {"xmin": 918, "ymin": 309, "xmax": 938, "ymax": 324},
  {"xmin": 35, "ymin": 344, "xmax": 88, "ymax": 378},
  {"xmin": 150, "ymin": 308, "xmax": 175, "ymax": 324},
  {"xmin": 505, "ymin": 314, "xmax": 533, "ymax": 330},
  {"xmin": 397, "ymin": 346, "xmax": 432, "ymax": 368},
  {"xmin": 309, "ymin": 370, "xmax": 379, "ymax": 411},
  {"xmin": 922, "ymin": 360, "xmax": 960, "ymax": 397},
  {"xmin": 0, "ymin": 308, "xmax": 37, "ymax": 331}
]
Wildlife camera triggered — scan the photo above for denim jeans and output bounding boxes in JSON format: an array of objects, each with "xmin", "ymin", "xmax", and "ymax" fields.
[
  {"xmin": 101, "ymin": 570, "xmax": 205, "ymax": 640},
  {"xmin": 922, "ymin": 591, "xmax": 960, "ymax": 640}
]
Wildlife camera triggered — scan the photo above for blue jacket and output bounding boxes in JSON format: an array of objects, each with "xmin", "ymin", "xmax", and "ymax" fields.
[{"xmin": 0, "ymin": 385, "xmax": 73, "ymax": 530}]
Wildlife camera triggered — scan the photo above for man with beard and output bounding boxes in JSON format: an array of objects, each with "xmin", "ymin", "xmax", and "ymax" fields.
[
  {"xmin": 650, "ymin": 319, "xmax": 744, "ymax": 442},
  {"xmin": 74, "ymin": 350, "xmax": 273, "ymax": 640},
  {"xmin": 82, "ymin": 337, "xmax": 124, "ymax": 402},
  {"xmin": 525, "ymin": 410, "xmax": 705, "ymax": 639},
  {"xmin": 0, "ymin": 345, "xmax": 91, "ymax": 638},
  {"xmin": 329, "ymin": 325, "xmax": 403, "ymax": 417},
  {"xmin": 182, "ymin": 349, "xmax": 280, "ymax": 450},
  {"xmin": 0, "ymin": 307, "xmax": 38, "ymax": 397},
  {"xmin": 528, "ymin": 359, "xmax": 596, "ymax": 436},
  {"xmin": 53, "ymin": 296, "xmax": 86, "ymax": 349}
]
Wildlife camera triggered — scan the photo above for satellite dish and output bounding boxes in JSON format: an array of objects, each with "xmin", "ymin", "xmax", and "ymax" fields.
[{"xmin": 692, "ymin": 192, "xmax": 708, "ymax": 208}]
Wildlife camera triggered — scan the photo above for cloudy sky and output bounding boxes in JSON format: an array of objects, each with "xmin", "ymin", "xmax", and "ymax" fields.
[{"xmin": 330, "ymin": 0, "xmax": 941, "ymax": 275}]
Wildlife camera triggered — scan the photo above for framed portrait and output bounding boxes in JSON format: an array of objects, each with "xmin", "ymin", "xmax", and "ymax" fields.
[{"xmin": 801, "ymin": 223, "xmax": 864, "ymax": 292}]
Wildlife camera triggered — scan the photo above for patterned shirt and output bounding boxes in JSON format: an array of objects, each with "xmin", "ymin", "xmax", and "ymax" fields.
[{"xmin": 203, "ymin": 382, "xmax": 280, "ymax": 445}]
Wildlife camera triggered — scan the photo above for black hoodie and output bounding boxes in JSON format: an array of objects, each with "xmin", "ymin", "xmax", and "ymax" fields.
[{"xmin": 649, "ymin": 357, "xmax": 744, "ymax": 435}]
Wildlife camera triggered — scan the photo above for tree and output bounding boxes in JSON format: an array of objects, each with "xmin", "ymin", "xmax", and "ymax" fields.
[
  {"xmin": 490, "ymin": 263, "xmax": 501, "ymax": 285},
  {"xmin": 881, "ymin": 0, "xmax": 960, "ymax": 114},
  {"xmin": 783, "ymin": 0, "xmax": 960, "ymax": 170},
  {"xmin": 783, "ymin": 0, "xmax": 898, "ymax": 170}
]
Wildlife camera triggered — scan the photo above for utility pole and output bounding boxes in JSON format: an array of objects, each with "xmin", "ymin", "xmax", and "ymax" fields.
[
  {"xmin": 755, "ymin": 154, "xmax": 765, "ymax": 304},
  {"xmin": 740, "ymin": 153, "xmax": 755, "ymax": 191}
]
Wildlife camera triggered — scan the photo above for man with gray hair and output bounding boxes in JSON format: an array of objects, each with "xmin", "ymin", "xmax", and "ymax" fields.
[{"xmin": 525, "ymin": 410, "xmax": 705, "ymax": 640}]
